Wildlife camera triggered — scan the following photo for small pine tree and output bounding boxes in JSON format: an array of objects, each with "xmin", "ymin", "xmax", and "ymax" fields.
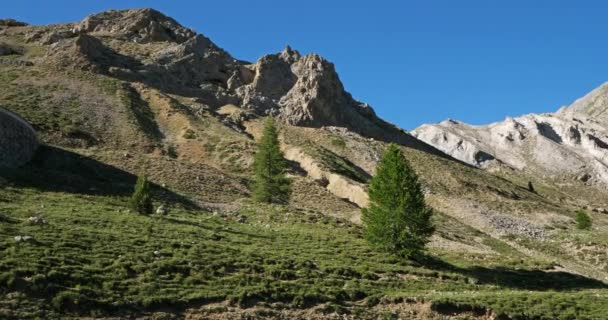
[
  {"xmin": 130, "ymin": 173, "xmax": 153, "ymax": 215},
  {"xmin": 528, "ymin": 181, "xmax": 535, "ymax": 193},
  {"xmin": 575, "ymin": 210, "xmax": 592, "ymax": 230},
  {"xmin": 252, "ymin": 117, "xmax": 291, "ymax": 204},
  {"xmin": 362, "ymin": 143, "xmax": 434, "ymax": 258}
]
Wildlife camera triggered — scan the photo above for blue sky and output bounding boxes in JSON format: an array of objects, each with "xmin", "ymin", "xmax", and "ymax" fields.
[{"xmin": 3, "ymin": 1, "xmax": 608, "ymax": 129}]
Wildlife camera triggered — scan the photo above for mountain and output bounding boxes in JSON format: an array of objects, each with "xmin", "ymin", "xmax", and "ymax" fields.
[
  {"xmin": 2, "ymin": 8, "xmax": 608, "ymax": 319},
  {"xmin": 412, "ymin": 83, "xmax": 608, "ymax": 187}
]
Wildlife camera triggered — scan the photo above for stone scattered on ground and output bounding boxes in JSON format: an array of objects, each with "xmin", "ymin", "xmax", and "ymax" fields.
[
  {"xmin": 27, "ymin": 216, "xmax": 47, "ymax": 225},
  {"xmin": 13, "ymin": 235, "xmax": 33, "ymax": 243},
  {"xmin": 156, "ymin": 205, "xmax": 168, "ymax": 215}
]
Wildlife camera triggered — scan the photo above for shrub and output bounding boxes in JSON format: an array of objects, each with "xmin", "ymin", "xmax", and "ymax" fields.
[
  {"xmin": 575, "ymin": 210, "xmax": 592, "ymax": 230},
  {"xmin": 331, "ymin": 137, "xmax": 346, "ymax": 149},
  {"xmin": 130, "ymin": 173, "xmax": 153, "ymax": 215},
  {"xmin": 362, "ymin": 143, "xmax": 434, "ymax": 258},
  {"xmin": 182, "ymin": 129, "xmax": 197, "ymax": 139},
  {"xmin": 52, "ymin": 290, "xmax": 82, "ymax": 311}
]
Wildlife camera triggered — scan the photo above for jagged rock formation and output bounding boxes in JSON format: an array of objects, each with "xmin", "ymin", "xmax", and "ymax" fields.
[
  {"xmin": 45, "ymin": 34, "xmax": 141, "ymax": 72},
  {"xmin": 72, "ymin": 8, "xmax": 196, "ymax": 43},
  {"xmin": 0, "ymin": 107, "xmax": 38, "ymax": 168},
  {"xmin": 413, "ymin": 82, "xmax": 608, "ymax": 185},
  {"xmin": 7, "ymin": 8, "xmax": 436, "ymax": 153}
]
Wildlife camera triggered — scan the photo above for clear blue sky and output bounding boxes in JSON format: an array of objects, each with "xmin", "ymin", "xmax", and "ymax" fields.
[{"xmin": 3, "ymin": 1, "xmax": 608, "ymax": 129}]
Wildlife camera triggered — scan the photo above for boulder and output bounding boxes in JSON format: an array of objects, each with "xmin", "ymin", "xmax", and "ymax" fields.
[
  {"xmin": 156, "ymin": 205, "xmax": 168, "ymax": 215},
  {"xmin": 0, "ymin": 107, "xmax": 38, "ymax": 168},
  {"xmin": 27, "ymin": 216, "xmax": 47, "ymax": 225},
  {"xmin": 14, "ymin": 235, "xmax": 33, "ymax": 243}
]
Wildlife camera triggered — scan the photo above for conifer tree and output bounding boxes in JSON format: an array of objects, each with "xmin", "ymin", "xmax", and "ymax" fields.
[
  {"xmin": 362, "ymin": 143, "xmax": 434, "ymax": 258},
  {"xmin": 252, "ymin": 117, "xmax": 291, "ymax": 204},
  {"xmin": 575, "ymin": 210, "xmax": 592, "ymax": 230},
  {"xmin": 130, "ymin": 173, "xmax": 153, "ymax": 215}
]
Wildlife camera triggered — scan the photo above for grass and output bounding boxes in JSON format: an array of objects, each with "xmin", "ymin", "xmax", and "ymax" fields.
[
  {"xmin": 2, "ymin": 31, "xmax": 608, "ymax": 319},
  {"xmin": 1, "ymin": 162, "xmax": 608, "ymax": 319}
]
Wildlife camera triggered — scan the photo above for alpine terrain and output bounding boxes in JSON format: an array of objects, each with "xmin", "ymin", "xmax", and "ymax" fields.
[{"xmin": 1, "ymin": 8, "xmax": 608, "ymax": 320}]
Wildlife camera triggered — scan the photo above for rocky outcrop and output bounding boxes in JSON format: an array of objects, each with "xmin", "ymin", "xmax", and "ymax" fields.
[
  {"xmin": 151, "ymin": 34, "xmax": 243, "ymax": 90},
  {"xmin": 235, "ymin": 47, "xmax": 436, "ymax": 151},
  {"xmin": 45, "ymin": 34, "xmax": 141, "ymax": 73},
  {"xmin": 30, "ymin": 9, "xmax": 440, "ymax": 154},
  {"xmin": 0, "ymin": 107, "xmax": 38, "ymax": 168},
  {"xmin": 283, "ymin": 145, "xmax": 369, "ymax": 209},
  {"xmin": 413, "ymin": 83, "xmax": 608, "ymax": 185},
  {"xmin": 72, "ymin": 8, "xmax": 196, "ymax": 43}
]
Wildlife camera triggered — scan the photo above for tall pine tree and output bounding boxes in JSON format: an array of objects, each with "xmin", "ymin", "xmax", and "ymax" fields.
[
  {"xmin": 252, "ymin": 117, "xmax": 291, "ymax": 204},
  {"xmin": 362, "ymin": 143, "xmax": 434, "ymax": 258}
]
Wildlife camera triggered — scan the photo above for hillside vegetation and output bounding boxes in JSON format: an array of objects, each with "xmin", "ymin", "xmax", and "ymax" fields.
[{"xmin": 1, "ymin": 8, "xmax": 608, "ymax": 319}]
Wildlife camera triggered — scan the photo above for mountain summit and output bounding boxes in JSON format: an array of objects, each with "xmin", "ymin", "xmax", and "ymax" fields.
[
  {"xmin": 11, "ymin": 8, "xmax": 433, "ymax": 151},
  {"xmin": 413, "ymin": 83, "xmax": 608, "ymax": 186},
  {"xmin": 2, "ymin": 8, "xmax": 608, "ymax": 319}
]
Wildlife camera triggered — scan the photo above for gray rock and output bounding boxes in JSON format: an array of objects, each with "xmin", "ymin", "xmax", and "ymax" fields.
[
  {"xmin": 72, "ymin": 8, "xmax": 195, "ymax": 44},
  {"xmin": 45, "ymin": 34, "xmax": 140, "ymax": 73},
  {"xmin": 14, "ymin": 235, "xmax": 33, "ymax": 243},
  {"xmin": 0, "ymin": 107, "xmax": 38, "ymax": 168},
  {"xmin": 413, "ymin": 88, "xmax": 608, "ymax": 186},
  {"xmin": 27, "ymin": 216, "xmax": 47, "ymax": 225},
  {"xmin": 156, "ymin": 205, "xmax": 168, "ymax": 215}
]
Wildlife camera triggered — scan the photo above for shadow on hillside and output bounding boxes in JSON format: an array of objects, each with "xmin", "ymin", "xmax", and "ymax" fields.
[
  {"xmin": 0, "ymin": 145, "xmax": 199, "ymax": 209},
  {"xmin": 417, "ymin": 256, "xmax": 607, "ymax": 290},
  {"xmin": 164, "ymin": 216, "xmax": 271, "ymax": 239}
]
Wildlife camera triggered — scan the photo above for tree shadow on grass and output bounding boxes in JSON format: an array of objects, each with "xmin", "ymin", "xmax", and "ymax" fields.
[
  {"xmin": 0, "ymin": 145, "xmax": 199, "ymax": 209},
  {"xmin": 416, "ymin": 255, "xmax": 607, "ymax": 291},
  {"xmin": 163, "ymin": 216, "xmax": 271, "ymax": 240}
]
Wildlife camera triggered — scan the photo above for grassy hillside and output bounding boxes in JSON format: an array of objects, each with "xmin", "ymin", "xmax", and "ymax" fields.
[
  {"xmin": 2, "ymin": 15, "xmax": 608, "ymax": 319},
  {"xmin": 1, "ymin": 162, "xmax": 608, "ymax": 319}
]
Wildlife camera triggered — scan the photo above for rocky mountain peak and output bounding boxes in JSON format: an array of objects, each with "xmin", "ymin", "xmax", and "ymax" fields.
[
  {"xmin": 413, "ymin": 83, "xmax": 608, "ymax": 186},
  {"xmin": 558, "ymin": 81, "xmax": 608, "ymax": 122},
  {"xmin": 15, "ymin": 8, "xmax": 437, "ymax": 153},
  {"xmin": 279, "ymin": 45, "xmax": 301, "ymax": 63},
  {"xmin": 72, "ymin": 8, "xmax": 196, "ymax": 43}
]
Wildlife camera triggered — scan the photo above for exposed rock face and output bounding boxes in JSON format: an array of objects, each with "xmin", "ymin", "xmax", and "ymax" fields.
[
  {"xmin": 558, "ymin": 82, "xmax": 608, "ymax": 123},
  {"xmin": 73, "ymin": 8, "xmax": 196, "ymax": 43},
  {"xmin": 27, "ymin": 8, "xmax": 439, "ymax": 153},
  {"xmin": 413, "ymin": 83, "xmax": 608, "ymax": 185},
  {"xmin": 235, "ymin": 46, "xmax": 433, "ymax": 150},
  {"xmin": 45, "ymin": 34, "xmax": 140, "ymax": 73},
  {"xmin": 0, "ymin": 107, "xmax": 38, "ymax": 168},
  {"xmin": 151, "ymin": 34, "xmax": 243, "ymax": 89}
]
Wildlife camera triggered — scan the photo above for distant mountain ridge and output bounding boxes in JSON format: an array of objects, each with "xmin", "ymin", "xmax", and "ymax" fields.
[{"xmin": 413, "ymin": 82, "xmax": 608, "ymax": 186}]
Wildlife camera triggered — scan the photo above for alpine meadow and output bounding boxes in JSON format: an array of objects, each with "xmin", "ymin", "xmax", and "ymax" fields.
[{"xmin": 1, "ymin": 4, "xmax": 608, "ymax": 320}]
